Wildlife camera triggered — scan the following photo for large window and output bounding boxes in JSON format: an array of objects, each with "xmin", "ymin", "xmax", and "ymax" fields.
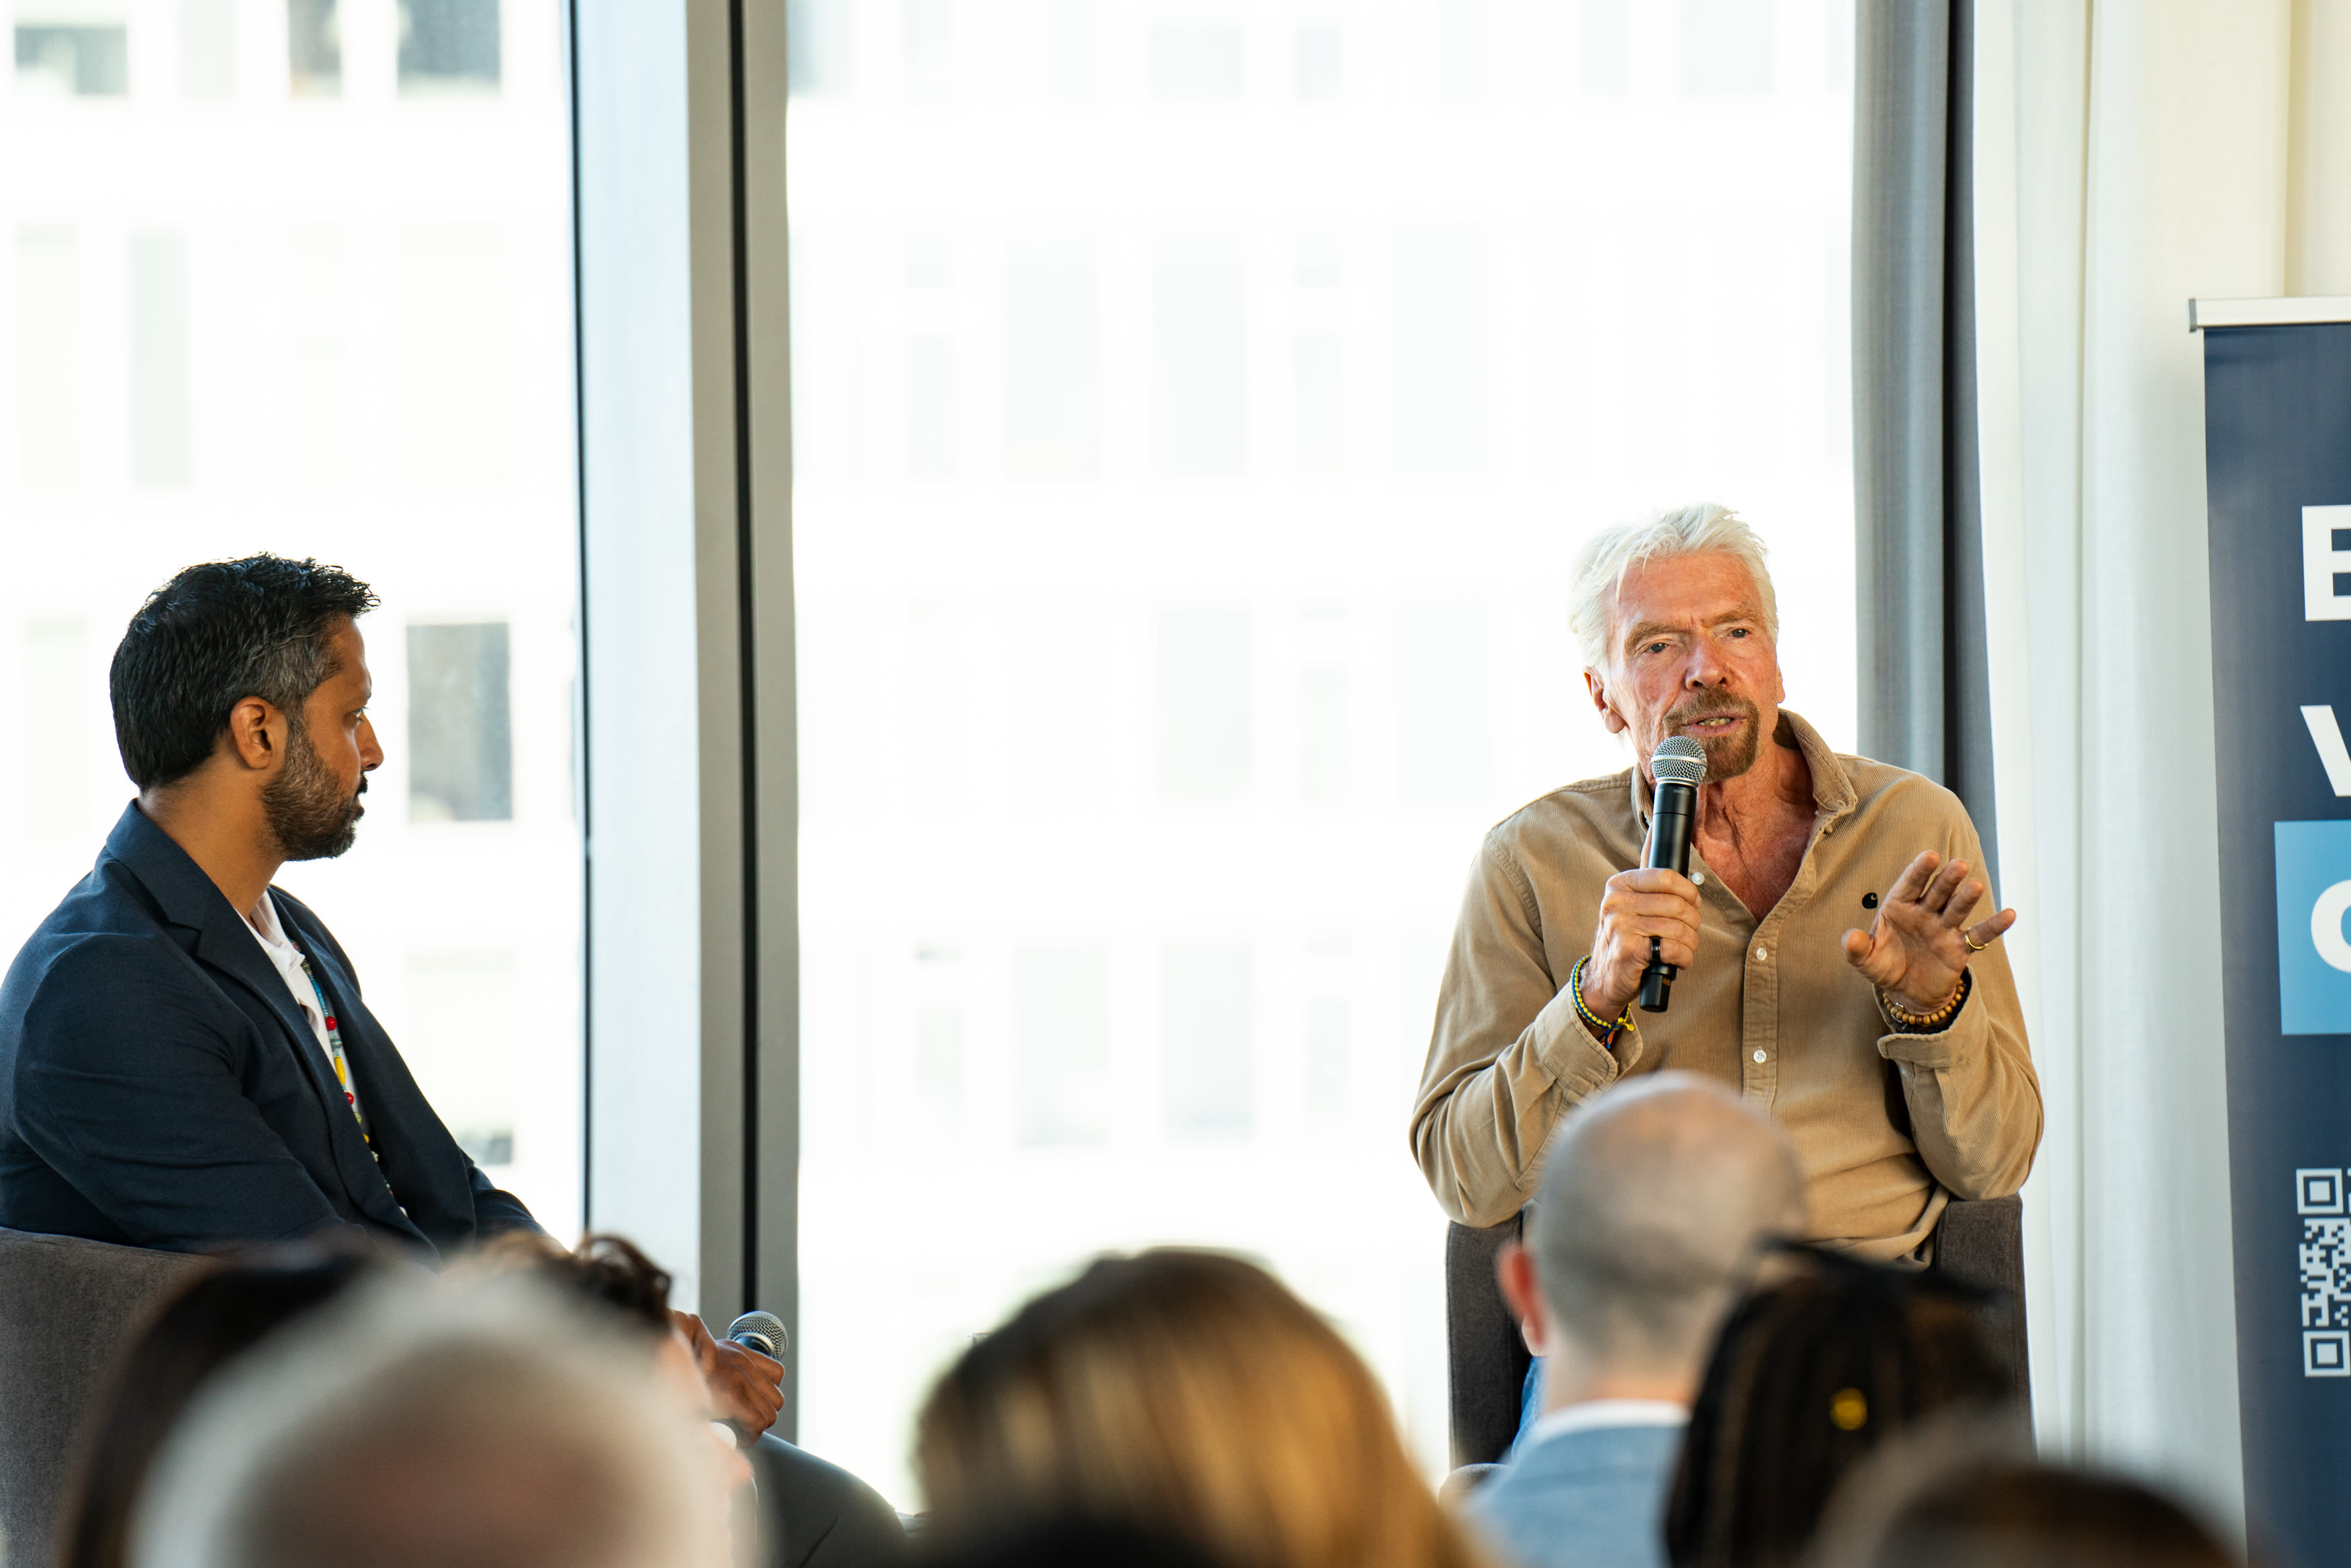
[
  {"xmin": 789, "ymin": 1, "xmax": 1857, "ymax": 1500},
  {"xmin": 0, "ymin": 0, "xmax": 580, "ymax": 1232}
]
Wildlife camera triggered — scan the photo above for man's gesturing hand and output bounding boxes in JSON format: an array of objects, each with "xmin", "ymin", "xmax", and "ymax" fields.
[
  {"xmin": 1582, "ymin": 868, "xmax": 1703, "ymax": 1023},
  {"xmin": 674, "ymin": 1308, "xmax": 783, "ymax": 1440},
  {"xmin": 1840, "ymin": 851, "xmax": 2017, "ymax": 1014}
]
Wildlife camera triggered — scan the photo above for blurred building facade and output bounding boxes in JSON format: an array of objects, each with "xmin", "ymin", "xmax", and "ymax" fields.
[
  {"xmin": 785, "ymin": 0, "xmax": 1858, "ymax": 1503},
  {"xmin": 2, "ymin": 0, "xmax": 1859, "ymax": 1506}
]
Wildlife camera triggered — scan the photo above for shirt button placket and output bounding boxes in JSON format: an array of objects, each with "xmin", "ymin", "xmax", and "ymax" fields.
[{"xmin": 1745, "ymin": 931, "xmax": 1775, "ymax": 1101}]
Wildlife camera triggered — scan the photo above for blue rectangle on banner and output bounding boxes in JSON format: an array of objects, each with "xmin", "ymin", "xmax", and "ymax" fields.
[{"xmin": 2276, "ymin": 821, "xmax": 2351, "ymax": 1034}]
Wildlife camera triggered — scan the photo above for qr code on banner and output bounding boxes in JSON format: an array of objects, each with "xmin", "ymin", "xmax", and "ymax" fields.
[{"xmin": 2299, "ymin": 1168, "xmax": 2351, "ymax": 1377}]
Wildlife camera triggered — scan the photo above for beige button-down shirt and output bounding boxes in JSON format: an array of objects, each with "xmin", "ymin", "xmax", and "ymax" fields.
[{"xmin": 1410, "ymin": 711, "xmax": 2041, "ymax": 1261}]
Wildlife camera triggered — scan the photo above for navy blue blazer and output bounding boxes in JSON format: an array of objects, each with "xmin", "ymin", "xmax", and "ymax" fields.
[{"xmin": 0, "ymin": 803, "xmax": 541, "ymax": 1256}]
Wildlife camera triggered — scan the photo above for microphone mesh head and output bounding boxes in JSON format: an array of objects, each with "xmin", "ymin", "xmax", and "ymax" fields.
[
  {"xmin": 1650, "ymin": 735, "xmax": 1708, "ymax": 788},
  {"xmin": 727, "ymin": 1309, "xmax": 788, "ymax": 1361}
]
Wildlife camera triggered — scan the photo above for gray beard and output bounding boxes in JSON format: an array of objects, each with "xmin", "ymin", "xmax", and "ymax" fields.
[{"xmin": 1667, "ymin": 697, "xmax": 1763, "ymax": 781}]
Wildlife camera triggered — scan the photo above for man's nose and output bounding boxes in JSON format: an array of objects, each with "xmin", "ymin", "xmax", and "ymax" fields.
[
  {"xmin": 1683, "ymin": 647, "xmax": 1731, "ymax": 688},
  {"xmin": 359, "ymin": 719, "xmax": 385, "ymax": 770}
]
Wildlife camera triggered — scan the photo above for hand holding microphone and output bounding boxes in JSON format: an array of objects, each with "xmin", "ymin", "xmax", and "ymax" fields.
[
  {"xmin": 727, "ymin": 1309, "xmax": 787, "ymax": 1362},
  {"xmin": 1581, "ymin": 737, "xmax": 1709, "ymax": 1023},
  {"xmin": 676, "ymin": 1307, "xmax": 787, "ymax": 1440},
  {"xmin": 1635, "ymin": 738, "xmax": 1708, "ymax": 1011}
]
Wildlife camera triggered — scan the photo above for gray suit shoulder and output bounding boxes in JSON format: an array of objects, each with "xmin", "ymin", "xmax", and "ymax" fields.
[{"xmin": 1468, "ymin": 1425, "xmax": 1681, "ymax": 1568}]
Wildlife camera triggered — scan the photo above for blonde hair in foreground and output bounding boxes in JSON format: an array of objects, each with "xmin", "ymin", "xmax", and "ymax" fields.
[{"xmin": 916, "ymin": 1249, "xmax": 1485, "ymax": 1568}]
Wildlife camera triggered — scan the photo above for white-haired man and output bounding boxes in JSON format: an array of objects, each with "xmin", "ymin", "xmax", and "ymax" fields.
[{"xmin": 1411, "ymin": 504, "xmax": 2040, "ymax": 1262}]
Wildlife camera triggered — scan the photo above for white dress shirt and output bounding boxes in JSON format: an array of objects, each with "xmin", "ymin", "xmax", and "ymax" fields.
[{"xmin": 1523, "ymin": 1397, "xmax": 1689, "ymax": 1448}]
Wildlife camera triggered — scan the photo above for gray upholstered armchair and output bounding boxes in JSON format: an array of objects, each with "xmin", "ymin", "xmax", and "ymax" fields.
[
  {"xmin": 1444, "ymin": 1194, "xmax": 2029, "ymax": 1467},
  {"xmin": 0, "ymin": 1228, "xmax": 207, "ymax": 1561}
]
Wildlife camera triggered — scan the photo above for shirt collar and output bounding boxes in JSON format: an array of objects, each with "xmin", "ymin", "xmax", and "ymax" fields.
[
  {"xmin": 242, "ymin": 893, "xmax": 315, "ymax": 1004},
  {"xmin": 1624, "ymin": 708, "xmax": 1857, "ymax": 827},
  {"xmin": 244, "ymin": 887, "xmax": 292, "ymax": 951},
  {"xmin": 1525, "ymin": 1398, "xmax": 1690, "ymax": 1446}
]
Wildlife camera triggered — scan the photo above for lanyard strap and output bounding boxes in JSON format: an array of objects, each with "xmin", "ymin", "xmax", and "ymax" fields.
[{"xmin": 297, "ymin": 955, "xmax": 374, "ymax": 1156}]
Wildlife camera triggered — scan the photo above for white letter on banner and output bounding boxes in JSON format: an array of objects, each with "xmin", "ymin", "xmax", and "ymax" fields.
[
  {"xmin": 2305, "ymin": 506, "xmax": 2351, "ymax": 619},
  {"xmin": 2303, "ymin": 707, "xmax": 2351, "ymax": 796},
  {"xmin": 2313, "ymin": 882, "xmax": 2351, "ymax": 972}
]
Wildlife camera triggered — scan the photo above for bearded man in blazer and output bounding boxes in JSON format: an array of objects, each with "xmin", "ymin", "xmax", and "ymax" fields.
[
  {"xmin": 0, "ymin": 556, "xmax": 545, "ymax": 1256},
  {"xmin": 0, "ymin": 556, "xmax": 813, "ymax": 1448}
]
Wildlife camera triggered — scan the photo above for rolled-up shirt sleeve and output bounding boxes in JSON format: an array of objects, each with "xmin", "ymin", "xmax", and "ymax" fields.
[
  {"xmin": 1403, "ymin": 718, "xmax": 2042, "ymax": 1259},
  {"xmin": 1409, "ymin": 833, "xmax": 1640, "ymax": 1228}
]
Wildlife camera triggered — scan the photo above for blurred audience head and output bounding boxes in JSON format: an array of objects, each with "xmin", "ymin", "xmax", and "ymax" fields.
[
  {"xmin": 1663, "ymin": 1248, "xmax": 2013, "ymax": 1568},
  {"xmin": 453, "ymin": 1232, "xmax": 752, "ymax": 1498},
  {"xmin": 1504, "ymin": 1071, "xmax": 1805, "ymax": 1400},
  {"xmin": 915, "ymin": 1517, "xmax": 1236, "ymax": 1568},
  {"xmin": 464, "ymin": 1232, "xmax": 674, "ymax": 1331},
  {"xmin": 1808, "ymin": 1418, "xmax": 2238, "ymax": 1568},
  {"xmin": 57, "ymin": 1240, "xmax": 387, "ymax": 1568},
  {"xmin": 916, "ymin": 1248, "xmax": 1483, "ymax": 1568},
  {"xmin": 1853, "ymin": 1463, "xmax": 2235, "ymax": 1568},
  {"xmin": 129, "ymin": 1271, "xmax": 730, "ymax": 1568},
  {"xmin": 460, "ymin": 1231, "xmax": 694, "ymax": 1375}
]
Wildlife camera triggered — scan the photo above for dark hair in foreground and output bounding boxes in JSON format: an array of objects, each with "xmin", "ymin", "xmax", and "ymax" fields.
[
  {"xmin": 55, "ymin": 1241, "xmax": 385, "ymax": 1568},
  {"xmin": 463, "ymin": 1231, "xmax": 676, "ymax": 1341},
  {"xmin": 1859, "ymin": 1461, "xmax": 2237, "ymax": 1568},
  {"xmin": 110, "ymin": 554, "xmax": 378, "ymax": 790},
  {"xmin": 1664, "ymin": 1246, "xmax": 2013, "ymax": 1568}
]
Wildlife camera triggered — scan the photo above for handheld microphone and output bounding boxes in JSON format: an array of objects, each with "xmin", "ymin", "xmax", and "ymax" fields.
[
  {"xmin": 727, "ymin": 1309, "xmax": 787, "ymax": 1363},
  {"xmin": 1637, "ymin": 736, "xmax": 1708, "ymax": 1013}
]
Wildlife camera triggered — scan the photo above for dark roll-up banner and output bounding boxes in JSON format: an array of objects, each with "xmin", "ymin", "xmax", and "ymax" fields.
[{"xmin": 2201, "ymin": 304, "xmax": 2351, "ymax": 1568}]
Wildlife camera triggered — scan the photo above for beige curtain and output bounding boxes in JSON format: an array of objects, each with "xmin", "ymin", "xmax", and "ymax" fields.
[{"xmin": 1972, "ymin": 0, "xmax": 2351, "ymax": 1538}]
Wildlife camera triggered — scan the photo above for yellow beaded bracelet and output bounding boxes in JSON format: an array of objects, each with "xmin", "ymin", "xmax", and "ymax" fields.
[
  {"xmin": 1570, "ymin": 955, "xmax": 1633, "ymax": 1042},
  {"xmin": 1881, "ymin": 968, "xmax": 1971, "ymax": 1032}
]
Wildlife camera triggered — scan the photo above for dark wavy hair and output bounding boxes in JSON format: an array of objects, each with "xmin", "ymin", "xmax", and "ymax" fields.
[
  {"xmin": 55, "ymin": 1241, "xmax": 389, "ymax": 1568},
  {"xmin": 109, "ymin": 554, "xmax": 378, "ymax": 789},
  {"xmin": 467, "ymin": 1231, "xmax": 676, "ymax": 1342},
  {"xmin": 1664, "ymin": 1245, "xmax": 2014, "ymax": 1568},
  {"xmin": 1864, "ymin": 1461, "xmax": 2237, "ymax": 1568}
]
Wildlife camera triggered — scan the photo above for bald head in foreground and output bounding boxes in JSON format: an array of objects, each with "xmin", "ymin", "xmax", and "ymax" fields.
[{"xmin": 1468, "ymin": 1073, "xmax": 1804, "ymax": 1568}]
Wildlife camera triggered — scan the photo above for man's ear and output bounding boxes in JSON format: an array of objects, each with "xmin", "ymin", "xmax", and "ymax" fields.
[
  {"xmin": 222, "ymin": 696, "xmax": 285, "ymax": 772},
  {"xmin": 1496, "ymin": 1239, "xmax": 1552, "ymax": 1358},
  {"xmin": 1585, "ymin": 668, "xmax": 1628, "ymax": 736}
]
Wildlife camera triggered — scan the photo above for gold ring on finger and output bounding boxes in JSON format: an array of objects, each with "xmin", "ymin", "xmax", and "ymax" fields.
[{"xmin": 1964, "ymin": 933, "xmax": 1990, "ymax": 952}]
